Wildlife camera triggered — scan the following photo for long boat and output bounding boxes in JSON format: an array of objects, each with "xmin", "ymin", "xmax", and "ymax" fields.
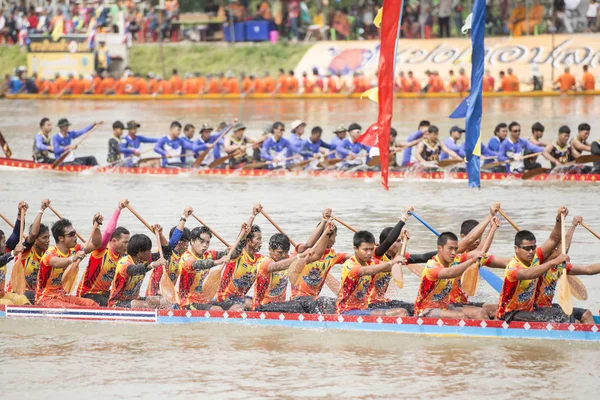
[
  {"xmin": 2, "ymin": 305, "xmax": 600, "ymax": 342},
  {"xmin": 1, "ymin": 157, "xmax": 599, "ymax": 182}
]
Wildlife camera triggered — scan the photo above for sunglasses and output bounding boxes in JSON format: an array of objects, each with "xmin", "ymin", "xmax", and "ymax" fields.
[
  {"xmin": 511, "ymin": 129, "xmax": 521, "ymax": 133},
  {"xmin": 65, "ymin": 231, "xmax": 77, "ymax": 238},
  {"xmin": 517, "ymin": 245, "xmax": 536, "ymax": 252}
]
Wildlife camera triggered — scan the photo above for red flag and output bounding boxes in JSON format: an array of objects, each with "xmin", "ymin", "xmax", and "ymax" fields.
[{"xmin": 358, "ymin": 1, "xmax": 403, "ymax": 190}]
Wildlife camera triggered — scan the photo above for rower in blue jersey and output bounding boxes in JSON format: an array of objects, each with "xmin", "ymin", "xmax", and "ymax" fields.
[
  {"xmin": 440, "ymin": 126, "xmax": 465, "ymax": 160},
  {"xmin": 154, "ymin": 121, "xmax": 199, "ymax": 168},
  {"xmin": 498, "ymin": 121, "xmax": 545, "ymax": 173},
  {"xmin": 299, "ymin": 126, "xmax": 335, "ymax": 160},
  {"xmin": 487, "ymin": 122, "xmax": 508, "ymax": 153},
  {"xmin": 119, "ymin": 120, "xmax": 158, "ymax": 167},
  {"xmin": 288, "ymin": 120, "xmax": 307, "ymax": 152},
  {"xmin": 193, "ymin": 123, "xmax": 226, "ymax": 167},
  {"xmin": 181, "ymin": 124, "xmax": 197, "ymax": 165},
  {"xmin": 329, "ymin": 125, "xmax": 347, "ymax": 158},
  {"xmin": 335, "ymin": 123, "xmax": 372, "ymax": 168},
  {"xmin": 260, "ymin": 121, "xmax": 297, "ymax": 168},
  {"xmin": 52, "ymin": 118, "xmax": 101, "ymax": 166}
]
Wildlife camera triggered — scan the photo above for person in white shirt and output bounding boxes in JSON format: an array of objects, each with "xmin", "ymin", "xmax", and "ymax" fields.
[
  {"xmin": 587, "ymin": 0, "xmax": 599, "ymax": 31},
  {"xmin": 438, "ymin": 0, "xmax": 452, "ymax": 37}
]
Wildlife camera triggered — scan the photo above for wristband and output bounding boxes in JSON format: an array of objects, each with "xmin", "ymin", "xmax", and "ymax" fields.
[
  {"xmin": 38, "ymin": 209, "xmax": 44, "ymax": 214},
  {"xmin": 180, "ymin": 215, "xmax": 187, "ymax": 221},
  {"xmin": 70, "ymin": 256, "xmax": 74, "ymax": 263}
]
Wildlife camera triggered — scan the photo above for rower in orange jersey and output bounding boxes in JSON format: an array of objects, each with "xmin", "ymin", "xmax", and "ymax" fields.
[
  {"xmin": 47, "ymin": 80, "xmax": 59, "ymax": 95},
  {"xmin": 581, "ymin": 65, "xmax": 595, "ymax": 91},
  {"xmin": 263, "ymin": 71, "xmax": 276, "ymax": 93},
  {"xmin": 302, "ymin": 71, "xmax": 313, "ymax": 93},
  {"xmin": 181, "ymin": 73, "xmax": 198, "ymax": 95},
  {"xmin": 407, "ymin": 71, "xmax": 420, "ymax": 92},
  {"xmin": 482, "ymin": 69, "xmax": 495, "ymax": 92},
  {"xmin": 80, "ymin": 75, "xmax": 92, "ymax": 94},
  {"xmin": 195, "ymin": 72, "xmax": 206, "ymax": 94},
  {"xmin": 54, "ymin": 73, "xmax": 67, "ymax": 92},
  {"xmin": 146, "ymin": 207, "xmax": 194, "ymax": 297},
  {"xmin": 137, "ymin": 74, "xmax": 150, "ymax": 94},
  {"xmin": 219, "ymin": 72, "xmax": 228, "ymax": 92},
  {"xmin": 215, "ymin": 204, "xmax": 264, "ymax": 311},
  {"xmin": 351, "ymin": 71, "xmax": 363, "ymax": 93},
  {"xmin": 225, "ymin": 71, "xmax": 240, "ymax": 94},
  {"xmin": 507, "ymin": 68, "xmax": 520, "ymax": 92},
  {"xmin": 287, "ymin": 70, "xmax": 299, "ymax": 93},
  {"xmin": 122, "ymin": 71, "xmax": 139, "ymax": 95},
  {"xmin": 455, "ymin": 68, "xmax": 470, "ymax": 92},
  {"xmin": 101, "ymin": 71, "xmax": 116, "ymax": 94},
  {"xmin": 58, "ymin": 73, "xmax": 82, "ymax": 96},
  {"xmin": 4, "ymin": 199, "xmax": 51, "ymax": 304},
  {"xmin": 33, "ymin": 73, "xmax": 41, "ymax": 90},
  {"xmin": 92, "ymin": 72, "xmax": 103, "ymax": 95},
  {"xmin": 0, "ymin": 229, "xmax": 29, "ymax": 305},
  {"xmin": 169, "ymin": 69, "xmax": 183, "ymax": 94},
  {"xmin": 146, "ymin": 73, "xmax": 157, "ymax": 94},
  {"xmin": 554, "ymin": 67, "xmax": 576, "ymax": 92},
  {"xmin": 35, "ymin": 214, "xmax": 103, "ymax": 308},
  {"xmin": 432, "ymin": 71, "xmax": 445, "ymax": 92},
  {"xmin": 250, "ymin": 74, "xmax": 264, "ymax": 93},
  {"xmin": 336, "ymin": 230, "xmax": 408, "ymax": 316},
  {"xmin": 207, "ymin": 73, "xmax": 221, "ymax": 94},
  {"xmin": 396, "ymin": 71, "xmax": 410, "ymax": 93},
  {"xmin": 156, "ymin": 75, "xmax": 172, "ymax": 95},
  {"xmin": 414, "ymin": 232, "xmax": 488, "ymax": 319},
  {"xmin": 76, "ymin": 199, "xmax": 129, "ymax": 306},
  {"xmin": 38, "ymin": 78, "xmax": 50, "ymax": 94},
  {"xmin": 326, "ymin": 72, "xmax": 340, "ymax": 93},
  {"xmin": 275, "ymin": 68, "xmax": 288, "ymax": 93},
  {"xmin": 241, "ymin": 72, "xmax": 252, "ymax": 94}
]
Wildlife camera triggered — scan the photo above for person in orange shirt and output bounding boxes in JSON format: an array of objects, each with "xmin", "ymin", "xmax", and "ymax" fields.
[
  {"xmin": 58, "ymin": 73, "xmax": 82, "ymax": 96},
  {"xmin": 301, "ymin": 71, "xmax": 313, "ymax": 93},
  {"xmin": 206, "ymin": 74, "xmax": 220, "ymax": 94},
  {"xmin": 137, "ymin": 74, "xmax": 149, "ymax": 95},
  {"xmin": 156, "ymin": 76, "xmax": 172, "ymax": 95},
  {"xmin": 226, "ymin": 72, "xmax": 240, "ymax": 94},
  {"xmin": 38, "ymin": 78, "xmax": 50, "ymax": 94},
  {"xmin": 428, "ymin": 71, "xmax": 443, "ymax": 93},
  {"xmin": 554, "ymin": 67, "xmax": 576, "ymax": 92},
  {"xmin": 181, "ymin": 73, "xmax": 197, "ymax": 95},
  {"xmin": 326, "ymin": 72, "xmax": 341, "ymax": 93},
  {"xmin": 446, "ymin": 70, "xmax": 457, "ymax": 92},
  {"xmin": 398, "ymin": 71, "xmax": 411, "ymax": 93},
  {"xmin": 249, "ymin": 74, "xmax": 264, "ymax": 93},
  {"xmin": 169, "ymin": 69, "xmax": 183, "ymax": 94},
  {"xmin": 581, "ymin": 65, "xmax": 595, "ymax": 91},
  {"xmin": 455, "ymin": 68, "xmax": 470, "ymax": 93},
  {"xmin": 147, "ymin": 73, "xmax": 158, "ymax": 94},
  {"xmin": 101, "ymin": 71, "xmax": 116, "ymax": 94},
  {"xmin": 91, "ymin": 72, "xmax": 103, "ymax": 95},
  {"xmin": 498, "ymin": 71, "xmax": 510, "ymax": 92},
  {"xmin": 122, "ymin": 72, "xmax": 139, "ymax": 94},
  {"xmin": 425, "ymin": 70, "xmax": 436, "ymax": 93},
  {"xmin": 241, "ymin": 72, "xmax": 252, "ymax": 94},
  {"xmin": 262, "ymin": 71, "xmax": 275, "ymax": 93},
  {"xmin": 287, "ymin": 70, "xmax": 299, "ymax": 93},
  {"xmin": 80, "ymin": 75, "xmax": 92, "ymax": 94},
  {"xmin": 195, "ymin": 72, "xmax": 206, "ymax": 94},
  {"xmin": 482, "ymin": 69, "xmax": 495, "ymax": 92},
  {"xmin": 351, "ymin": 71, "xmax": 363, "ymax": 93},
  {"xmin": 275, "ymin": 68, "xmax": 288, "ymax": 93},
  {"xmin": 219, "ymin": 72, "xmax": 228, "ymax": 93},
  {"xmin": 33, "ymin": 73, "xmax": 41, "ymax": 90},
  {"xmin": 47, "ymin": 80, "xmax": 59, "ymax": 95},
  {"xmin": 507, "ymin": 68, "xmax": 520, "ymax": 92},
  {"xmin": 407, "ymin": 71, "xmax": 421, "ymax": 92},
  {"xmin": 54, "ymin": 73, "xmax": 67, "ymax": 92}
]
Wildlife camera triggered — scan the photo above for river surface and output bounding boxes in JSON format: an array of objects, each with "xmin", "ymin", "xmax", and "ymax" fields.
[{"xmin": 1, "ymin": 97, "xmax": 600, "ymax": 399}]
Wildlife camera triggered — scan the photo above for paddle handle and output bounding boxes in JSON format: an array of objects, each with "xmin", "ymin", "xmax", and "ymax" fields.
[
  {"xmin": 408, "ymin": 211, "xmax": 440, "ymax": 236},
  {"xmin": 332, "ymin": 216, "xmax": 358, "ymax": 233},
  {"xmin": 52, "ymin": 124, "xmax": 100, "ymax": 168},
  {"xmin": 18, "ymin": 208, "xmax": 25, "ymax": 243},
  {"xmin": 191, "ymin": 214, "xmax": 230, "ymax": 248},
  {"xmin": 48, "ymin": 205, "xmax": 86, "ymax": 242},
  {"xmin": 260, "ymin": 210, "xmax": 297, "ymax": 248},
  {"xmin": 125, "ymin": 204, "xmax": 154, "ymax": 232},
  {"xmin": 0, "ymin": 212, "xmax": 15, "ymax": 229},
  {"xmin": 498, "ymin": 208, "xmax": 521, "ymax": 231},
  {"xmin": 560, "ymin": 213, "xmax": 566, "ymax": 255},
  {"xmin": 155, "ymin": 229, "xmax": 164, "ymax": 258},
  {"xmin": 581, "ymin": 222, "xmax": 600, "ymax": 240}
]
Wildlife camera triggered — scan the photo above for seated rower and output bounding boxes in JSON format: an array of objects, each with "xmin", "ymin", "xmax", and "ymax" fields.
[
  {"xmin": 299, "ymin": 126, "xmax": 335, "ymax": 163},
  {"xmin": 108, "ymin": 232, "xmax": 171, "ymax": 309},
  {"xmin": 33, "ymin": 118, "xmax": 55, "ymax": 164},
  {"xmin": 178, "ymin": 225, "xmax": 245, "ymax": 310},
  {"xmin": 329, "ymin": 125, "xmax": 347, "ymax": 159},
  {"xmin": 180, "ymin": 124, "xmax": 197, "ymax": 165},
  {"xmin": 194, "ymin": 123, "xmax": 226, "ymax": 167},
  {"xmin": 336, "ymin": 231, "xmax": 409, "ymax": 316},
  {"xmin": 439, "ymin": 126, "xmax": 465, "ymax": 161},
  {"xmin": 52, "ymin": 118, "xmax": 101, "ymax": 166},
  {"xmin": 497, "ymin": 121, "xmax": 545, "ymax": 173},
  {"xmin": 146, "ymin": 207, "xmax": 194, "ymax": 297},
  {"xmin": 0, "ymin": 231, "xmax": 29, "ymax": 305},
  {"xmin": 414, "ymin": 125, "xmax": 461, "ymax": 166},
  {"xmin": 35, "ymin": 214, "xmax": 104, "ymax": 308},
  {"xmin": 335, "ymin": 123, "xmax": 372, "ymax": 168},
  {"xmin": 253, "ymin": 224, "xmax": 334, "ymax": 314},
  {"xmin": 5, "ymin": 199, "xmax": 51, "ymax": 304},
  {"xmin": 570, "ymin": 123, "xmax": 591, "ymax": 159},
  {"xmin": 487, "ymin": 123, "xmax": 508, "ymax": 153},
  {"xmin": 542, "ymin": 126, "xmax": 584, "ymax": 172},
  {"xmin": 523, "ymin": 122, "xmax": 547, "ymax": 170},
  {"xmin": 76, "ymin": 199, "xmax": 129, "ymax": 307},
  {"xmin": 107, "ymin": 121, "xmax": 125, "ymax": 164},
  {"xmin": 414, "ymin": 232, "xmax": 488, "ymax": 320},
  {"xmin": 260, "ymin": 120, "xmax": 298, "ymax": 169},
  {"xmin": 496, "ymin": 207, "xmax": 570, "ymax": 322},
  {"xmin": 288, "ymin": 120, "xmax": 307, "ymax": 153},
  {"xmin": 224, "ymin": 121, "xmax": 262, "ymax": 168},
  {"xmin": 214, "ymin": 204, "xmax": 264, "ymax": 310},
  {"xmin": 119, "ymin": 120, "xmax": 159, "ymax": 167},
  {"xmin": 401, "ymin": 120, "xmax": 430, "ymax": 167},
  {"xmin": 154, "ymin": 121, "xmax": 200, "ymax": 168}
]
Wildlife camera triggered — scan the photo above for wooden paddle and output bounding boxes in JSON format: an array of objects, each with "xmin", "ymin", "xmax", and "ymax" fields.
[
  {"xmin": 437, "ymin": 159, "xmax": 464, "ymax": 168},
  {"xmin": 391, "ymin": 231, "xmax": 408, "ymax": 288},
  {"xmin": 319, "ymin": 158, "xmax": 342, "ymax": 168},
  {"xmin": 366, "ymin": 155, "xmax": 380, "ymax": 167},
  {"xmin": 581, "ymin": 222, "xmax": 600, "ymax": 240},
  {"xmin": 260, "ymin": 210, "xmax": 297, "ymax": 248},
  {"xmin": 498, "ymin": 208, "xmax": 521, "ymax": 231},
  {"xmin": 521, "ymin": 167, "xmax": 551, "ymax": 180},
  {"xmin": 289, "ymin": 159, "xmax": 312, "ymax": 170},
  {"xmin": 332, "ymin": 216, "xmax": 358, "ymax": 233},
  {"xmin": 192, "ymin": 123, "xmax": 233, "ymax": 168},
  {"xmin": 567, "ymin": 275, "xmax": 588, "ymax": 301},
  {"xmin": 575, "ymin": 154, "xmax": 600, "ymax": 164},
  {"xmin": 62, "ymin": 221, "xmax": 98, "ymax": 294},
  {"xmin": 406, "ymin": 264, "xmax": 424, "ymax": 277},
  {"xmin": 191, "ymin": 214, "xmax": 230, "ymax": 247},
  {"xmin": 48, "ymin": 206, "xmax": 86, "ymax": 242},
  {"xmin": 483, "ymin": 152, "xmax": 543, "ymax": 170},
  {"xmin": 460, "ymin": 258, "xmax": 481, "ymax": 297},
  {"xmin": 52, "ymin": 124, "xmax": 101, "ymax": 169},
  {"xmin": 0, "ymin": 212, "xmax": 15, "ymax": 228},
  {"xmin": 9, "ymin": 208, "xmax": 27, "ymax": 295},
  {"xmin": 243, "ymin": 155, "xmax": 300, "ymax": 170},
  {"xmin": 208, "ymin": 150, "xmax": 239, "ymax": 168},
  {"xmin": 105, "ymin": 148, "xmax": 153, "ymax": 167},
  {"xmin": 155, "ymin": 228, "xmax": 178, "ymax": 304},
  {"xmin": 0, "ymin": 130, "xmax": 12, "ymax": 158},
  {"xmin": 557, "ymin": 213, "xmax": 573, "ymax": 315}
]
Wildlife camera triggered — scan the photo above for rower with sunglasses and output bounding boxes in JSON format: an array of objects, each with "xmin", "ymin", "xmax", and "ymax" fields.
[{"xmin": 497, "ymin": 121, "xmax": 545, "ymax": 173}]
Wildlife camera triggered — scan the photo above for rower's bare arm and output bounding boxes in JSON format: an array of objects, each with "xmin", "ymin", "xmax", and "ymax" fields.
[
  {"xmin": 357, "ymin": 261, "xmax": 393, "ymax": 277},
  {"xmin": 458, "ymin": 205, "xmax": 498, "ymax": 253},
  {"xmin": 304, "ymin": 220, "xmax": 335, "ymax": 263},
  {"xmin": 49, "ymin": 254, "xmax": 81, "ymax": 269},
  {"xmin": 477, "ymin": 216, "xmax": 501, "ymax": 254},
  {"xmin": 542, "ymin": 143, "xmax": 560, "ymax": 165},
  {"xmin": 486, "ymin": 256, "xmax": 510, "ymax": 269},
  {"xmin": 414, "ymin": 142, "xmax": 426, "ymax": 162},
  {"xmin": 84, "ymin": 214, "xmax": 104, "ymax": 254},
  {"xmin": 569, "ymin": 263, "xmax": 600, "ymax": 276},
  {"xmin": 177, "ymin": 206, "xmax": 194, "ymax": 231},
  {"xmin": 26, "ymin": 199, "xmax": 50, "ymax": 245},
  {"xmin": 296, "ymin": 208, "xmax": 330, "ymax": 253},
  {"xmin": 540, "ymin": 207, "xmax": 568, "ymax": 259},
  {"xmin": 516, "ymin": 254, "xmax": 568, "ymax": 280},
  {"xmin": 548, "ymin": 216, "xmax": 580, "ymax": 262},
  {"xmin": 437, "ymin": 253, "xmax": 482, "ymax": 279},
  {"xmin": 265, "ymin": 257, "xmax": 297, "ymax": 273}
]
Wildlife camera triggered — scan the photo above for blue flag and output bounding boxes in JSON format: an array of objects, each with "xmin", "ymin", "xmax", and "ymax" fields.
[{"xmin": 449, "ymin": 0, "xmax": 485, "ymax": 188}]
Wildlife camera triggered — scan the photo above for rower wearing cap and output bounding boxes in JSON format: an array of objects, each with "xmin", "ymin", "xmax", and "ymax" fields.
[
  {"xmin": 498, "ymin": 121, "xmax": 545, "ymax": 173},
  {"xmin": 119, "ymin": 120, "xmax": 158, "ymax": 167},
  {"xmin": 33, "ymin": 117, "xmax": 55, "ymax": 164},
  {"xmin": 52, "ymin": 118, "xmax": 101, "ymax": 166},
  {"xmin": 329, "ymin": 124, "xmax": 347, "ymax": 158},
  {"xmin": 335, "ymin": 123, "xmax": 371, "ymax": 167},
  {"xmin": 154, "ymin": 121, "xmax": 200, "ymax": 168},
  {"xmin": 288, "ymin": 120, "xmax": 307, "ymax": 152},
  {"xmin": 195, "ymin": 122, "xmax": 225, "ymax": 166},
  {"xmin": 260, "ymin": 121, "xmax": 297, "ymax": 168},
  {"xmin": 107, "ymin": 121, "xmax": 125, "ymax": 164},
  {"xmin": 224, "ymin": 121, "xmax": 260, "ymax": 168},
  {"xmin": 439, "ymin": 126, "xmax": 465, "ymax": 161}
]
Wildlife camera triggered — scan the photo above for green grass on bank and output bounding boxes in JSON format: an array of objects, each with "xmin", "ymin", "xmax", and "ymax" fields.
[
  {"xmin": 128, "ymin": 43, "xmax": 310, "ymax": 78},
  {"xmin": 0, "ymin": 42, "xmax": 309, "ymax": 78}
]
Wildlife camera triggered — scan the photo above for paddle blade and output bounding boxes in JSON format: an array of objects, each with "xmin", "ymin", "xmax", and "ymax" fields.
[
  {"xmin": 557, "ymin": 272, "xmax": 573, "ymax": 315},
  {"xmin": 202, "ymin": 266, "xmax": 224, "ymax": 301},
  {"xmin": 159, "ymin": 268, "xmax": 178, "ymax": 304},
  {"xmin": 391, "ymin": 264, "xmax": 404, "ymax": 288},
  {"xmin": 0, "ymin": 131, "xmax": 13, "ymax": 158},
  {"xmin": 52, "ymin": 151, "xmax": 71, "ymax": 169},
  {"xmin": 61, "ymin": 262, "xmax": 80, "ymax": 294},
  {"xmin": 521, "ymin": 168, "xmax": 551, "ymax": 180},
  {"xmin": 460, "ymin": 265, "xmax": 480, "ymax": 297},
  {"xmin": 192, "ymin": 150, "xmax": 210, "ymax": 168},
  {"xmin": 209, "ymin": 153, "xmax": 236, "ymax": 168},
  {"xmin": 10, "ymin": 258, "xmax": 26, "ymax": 295},
  {"xmin": 325, "ymin": 274, "xmax": 340, "ymax": 294},
  {"xmin": 438, "ymin": 159, "xmax": 464, "ymax": 168},
  {"xmin": 575, "ymin": 154, "xmax": 600, "ymax": 164},
  {"xmin": 567, "ymin": 275, "xmax": 588, "ymax": 301},
  {"xmin": 367, "ymin": 156, "xmax": 381, "ymax": 167},
  {"xmin": 242, "ymin": 161, "xmax": 268, "ymax": 170},
  {"xmin": 406, "ymin": 264, "xmax": 424, "ymax": 277},
  {"xmin": 290, "ymin": 159, "xmax": 311, "ymax": 170}
]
